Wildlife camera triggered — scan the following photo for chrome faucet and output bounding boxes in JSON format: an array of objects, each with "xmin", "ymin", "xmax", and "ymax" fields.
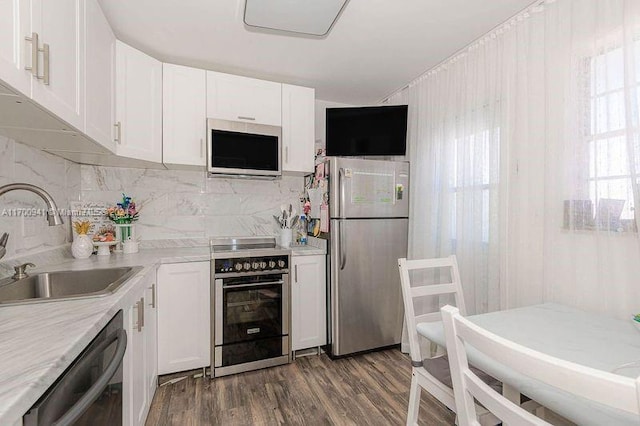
[{"xmin": 0, "ymin": 183, "xmax": 64, "ymax": 260}]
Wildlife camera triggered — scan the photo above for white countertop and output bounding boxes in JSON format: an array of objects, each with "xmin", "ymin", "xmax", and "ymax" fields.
[
  {"xmin": 290, "ymin": 245, "xmax": 326, "ymax": 256},
  {"xmin": 289, "ymin": 236, "xmax": 328, "ymax": 256},
  {"xmin": 0, "ymin": 246, "xmax": 210, "ymax": 425}
]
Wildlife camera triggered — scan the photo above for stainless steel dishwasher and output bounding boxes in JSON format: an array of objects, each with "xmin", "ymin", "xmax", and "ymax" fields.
[{"xmin": 23, "ymin": 310, "xmax": 127, "ymax": 426}]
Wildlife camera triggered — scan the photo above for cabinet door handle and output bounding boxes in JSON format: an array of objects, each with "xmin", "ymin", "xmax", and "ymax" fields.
[
  {"xmin": 237, "ymin": 116, "xmax": 256, "ymax": 121},
  {"xmin": 140, "ymin": 297, "xmax": 145, "ymax": 328},
  {"xmin": 135, "ymin": 300, "xmax": 141, "ymax": 332},
  {"xmin": 136, "ymin": 298, "xmax": 144, "ymax": 332},
  {"xmin": 36, "ymin": 43, "xmax": 50, "ymax": 85},
  {"xmin": 200, "ymin": 138, "xmax": 204, "ymax": 159},
  {"xmin": 285, "ymin": 146, "xmax": 289, "ymax": 164},
  {"xmin": 24, "ymin": 32, "xmax": 38, "ymax": 76},
  {"xmin": 114, "ymin": 122, "xmax": 122, "ymax": 143},
  {"xmin": 150, "ymin": 283, "xmax": 156, "ymax": 308},
  {"xmin": 295, "ymin": 264, "xmax": 298, "ymax": 283}
]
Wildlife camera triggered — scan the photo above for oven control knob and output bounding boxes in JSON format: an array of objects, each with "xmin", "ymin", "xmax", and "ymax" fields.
[
  {"xmin": 268, "ymin": 260, "xmax": 276, "ymax": 269},
  {"xmin": 252, "ymin": 262, "xmax": 260, "ymax": 270},
  {"xmin": 259, "ymin": 261, "xmax": 267, "ymax": 269},
  {"xmin": 243, "ymin": 262, "xmax": 251, "ymax": 271},
  {"xmin": 235, "ymin": 263, "xmax": 243, "ymax": 271},
  {"xmin": 277, "ymin": 260, "xmax": 286, "ymax": 268}
]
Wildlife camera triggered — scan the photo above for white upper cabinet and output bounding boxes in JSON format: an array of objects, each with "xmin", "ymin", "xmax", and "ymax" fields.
[
  {"xmin": 115, "ymin": 40, "xmax": 162, "ymax": 163},
  {"xmin": 30, "ymin": 0, "xmax": 84, "ymax": 130},
  {"xmin": 0, "ymin": 7, "xmax": 319, "ymax": 169},
  {"xmin": 282, "ymin": 84, "xmax": 315, "ymax": 174},
  {"xmin": 163, "ymin": 63, "xmax": 206, "ymax": 167},
  {"xmin": 84, "ymin": 0, "xmax": 115, "ymax": 152},
  {"xmin": 0, "ymin": 0, "xmax": 32, "ymax": 96},
  {"xmin": 207, "ymin": 71, "xmax": 281, "ymax": 126}
]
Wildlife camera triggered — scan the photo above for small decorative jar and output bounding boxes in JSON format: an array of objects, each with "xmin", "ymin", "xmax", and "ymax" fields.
[{"xmin": 72, "ymin": 234, "xmax": 93, "ymax": 259}]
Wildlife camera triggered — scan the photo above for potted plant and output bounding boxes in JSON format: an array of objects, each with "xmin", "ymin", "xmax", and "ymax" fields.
[{"xmin": 106, "ymin": 194, "xmax": 139, "ymax": 243}]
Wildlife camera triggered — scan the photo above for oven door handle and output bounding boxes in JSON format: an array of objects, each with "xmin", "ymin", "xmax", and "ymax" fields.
[
  {"xmin": 223, "ymin": 281, "xmax": 284, "ymax": 289},
  {"xmin": 52, "ymin": 329, "xmax": 127, "ymax": 426}
]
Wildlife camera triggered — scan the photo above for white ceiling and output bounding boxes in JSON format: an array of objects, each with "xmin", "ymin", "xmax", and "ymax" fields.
[{"xmin": 98, "ymin": 0, "xmax": 535, "ymax": 104}]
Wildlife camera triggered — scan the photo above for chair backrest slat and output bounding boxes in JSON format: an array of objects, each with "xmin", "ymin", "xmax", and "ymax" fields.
[
  {"xmin": 403, "ymin": 257, "xmax": 455, "ymax": 270},
  {"xmin": 465, "ymin": 373, "xmax": 544, "ymax": 425},
  {"xmin": 398, "ymin": 255, "xmax": 467, "ymax": 364},
  {"xmin": 411, "ymin": 283, "xmax": 458, "ymax": 298},
  {"xmin": 441, "ymin": 305, "xmax": 640, "ymax": 425}
]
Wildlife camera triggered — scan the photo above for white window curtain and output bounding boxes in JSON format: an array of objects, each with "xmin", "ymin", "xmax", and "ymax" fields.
[
  {"xmin": 387, "ymin": 17, "xmax": 504, "ymax": 318},
  {"xmin": 502, "ymin": 0, "xmax": 640, "ymax": 318},
  {"xmin": 390, "ymin": 0, "xmax": 640, "ymax": 335}
]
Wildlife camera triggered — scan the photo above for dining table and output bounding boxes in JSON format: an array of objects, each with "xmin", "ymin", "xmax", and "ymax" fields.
[{"xmin": 416, "ymin": 303, "xmax": 640, "ymax": 426}]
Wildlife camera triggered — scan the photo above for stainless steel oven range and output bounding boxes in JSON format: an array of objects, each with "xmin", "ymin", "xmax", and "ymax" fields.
[{"xmin": 210, "ymin": 237, "xmax": 291, "ymax": 377}]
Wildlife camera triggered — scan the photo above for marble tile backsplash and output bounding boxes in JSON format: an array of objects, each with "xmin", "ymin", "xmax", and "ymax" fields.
[
  {"xmin": 0, "ymin": 134, "xmax": 304, "ymax": 264},
  {"xmin": 0, "ymin": 136, "xmax": 80, "ymax": 260},
  {"xmin": 80, "ymin": 166, "xmax": 304, "ymax": 241}
]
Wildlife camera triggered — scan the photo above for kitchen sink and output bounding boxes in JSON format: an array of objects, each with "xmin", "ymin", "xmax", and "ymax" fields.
[{"xmin": 0, "ymin": 266, "xmax": 143, "ymax": 306}]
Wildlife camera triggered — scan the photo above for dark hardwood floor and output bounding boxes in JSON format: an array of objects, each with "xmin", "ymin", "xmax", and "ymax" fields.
[{"xmin": 146, "ymin": 349, "xmax": 455, "ymax": 426}]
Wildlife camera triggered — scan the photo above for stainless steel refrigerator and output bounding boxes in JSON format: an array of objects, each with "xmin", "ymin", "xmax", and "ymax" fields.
[{"xmin": 325, "ymin": 157, "xmax": 409, "ymax": 357}]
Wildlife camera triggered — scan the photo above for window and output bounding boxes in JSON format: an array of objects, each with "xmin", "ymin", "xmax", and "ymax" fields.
[
  {"xmin": 586, "ymin": 42, "xmax": 640, "ymax": 231},
  {"xmin": 451, "ymin": 126, "xmax": 500, "ymax": 244}
]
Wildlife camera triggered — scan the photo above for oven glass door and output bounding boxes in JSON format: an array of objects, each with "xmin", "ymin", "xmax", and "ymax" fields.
[
  {"xmin": 211, "ymin": 129, "xmax": 279, "ymax": 172},
  {"xmin": 223, "ymin": 277, "xmax": 283, "ymax": 344},
  {"xmin": 218, "ymin": 274, "xmax": 287, "ymax": 367}
]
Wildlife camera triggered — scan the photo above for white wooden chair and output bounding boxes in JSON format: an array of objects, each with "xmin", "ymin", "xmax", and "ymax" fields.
[
  {"xmin": 398, "ymin": 255, "xmax": 500, "ymax": 426},
  {"xmin": 440, "ymin": 304, "xmax": 640, "ymax": 425}
]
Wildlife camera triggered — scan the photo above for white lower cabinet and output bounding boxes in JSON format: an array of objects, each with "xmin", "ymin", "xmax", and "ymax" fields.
[
  {"xmin": 144, "ymin": 279, "xmax": 158, "ymax": 409},
  {"xmin": 291, "ymin": 254, "xmax": 327, "ymax": 351},
  {"xmin": 157, "ymin": 261, "xmax": 211, "ymax": 375},
  {"xmin": 123, "ymin": 271, "xmax": 157, "ymax": 426},
  {"xmin": 127, "ymin": 296, "xmax": 146, "ymax": 425}
]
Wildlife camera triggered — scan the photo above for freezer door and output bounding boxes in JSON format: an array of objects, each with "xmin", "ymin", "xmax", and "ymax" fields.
[
  {"xmin": 330, "ymin": 218, "xmax": 407, "ymax": 356},
  {"xmin": 328, "ymin": 157, "xmax": 409, "ymax": 219}
]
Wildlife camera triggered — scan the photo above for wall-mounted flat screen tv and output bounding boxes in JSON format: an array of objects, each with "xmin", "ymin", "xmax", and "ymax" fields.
[{"xmin": 326, "ymin": 105, "xmax": 408, "ymax": 156}]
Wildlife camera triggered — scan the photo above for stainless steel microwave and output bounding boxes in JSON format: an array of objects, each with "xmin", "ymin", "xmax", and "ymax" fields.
[{"xmin": 207, "ymin": 118, "xmax": 282, "ymax": 179}]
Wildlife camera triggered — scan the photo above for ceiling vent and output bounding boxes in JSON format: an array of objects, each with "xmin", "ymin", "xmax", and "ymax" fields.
[{"xmin": 244, "ymin": 0, "xmax": 349, "ymax": 37}]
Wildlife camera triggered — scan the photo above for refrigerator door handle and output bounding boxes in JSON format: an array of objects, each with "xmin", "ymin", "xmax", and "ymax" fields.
[
  {"xmin": 339, "ymin": 167, "xmax": 346, "ymax": 218},
  {"xmin": 339, "ymin": 221, "xmax": 347, "ymax": 270}
]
